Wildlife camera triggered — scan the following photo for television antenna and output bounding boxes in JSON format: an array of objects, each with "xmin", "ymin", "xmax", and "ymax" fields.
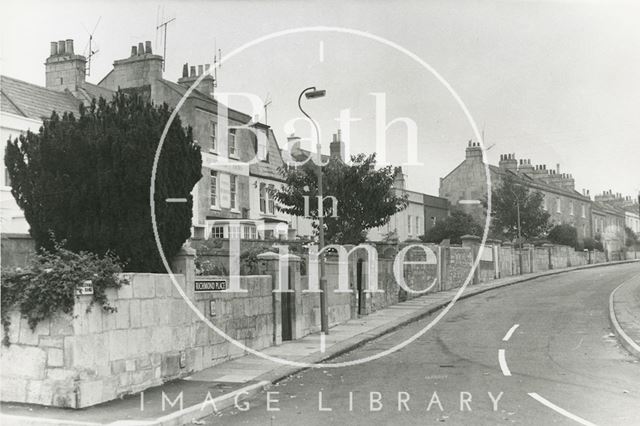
[
  {"xmin": 157, "ymin": 16, "xmax": 175, "ymax": 71},
  {"xmin": 83, "ymin": 16, "xmax": 101, "ymax": 76},
  {"xmin": 212, "ymin": 41, "xmax": 222, "ymax": 89},
  {"xmin": 263, "ymin": 93, "xmax": 272, "ymax": 125}
]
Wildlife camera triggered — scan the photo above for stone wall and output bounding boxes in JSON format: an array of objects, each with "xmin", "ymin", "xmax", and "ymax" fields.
[{"xmin": 0, "ymin": 269, "xmax": 275, "ymax": 408}]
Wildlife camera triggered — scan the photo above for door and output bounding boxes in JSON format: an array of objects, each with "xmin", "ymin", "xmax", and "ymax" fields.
[
  {"xmin": 357, "ymin": 259, "xmax": 364, "ymax": 315},
  {"xmin": 281, "ymin": 264, "xmax": 294, "ymax": 340}
]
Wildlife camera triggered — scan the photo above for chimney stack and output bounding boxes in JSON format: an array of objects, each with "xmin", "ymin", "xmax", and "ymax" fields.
[
  {"xmin": 465, "ymin": 140, "xmax": 483, "ymax": 161},
  {"xmin": 45, "ymin": 38, "xmax": 86, "ymax": 93},
  {"xmin": 131, "ymin": 45, "xmax": 138, "ymax": 56},
  {"xmin": 330, "ymin": 130, "xmax": 345, "ymax": 161},
  {"xmin": 177, "ymin": 62, "xmax": 216, "ymax": 98}
]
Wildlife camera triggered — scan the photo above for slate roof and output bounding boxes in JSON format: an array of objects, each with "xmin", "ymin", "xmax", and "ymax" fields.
[
  {"xmin": 75, "ymin": 82, "xmax": 115, "ymax": 104},
  {"xmin": 0, "ymin": 75, "xmax": 81, "ymax": 120},
  {"xmin": 155, "ymin": 79, "xmax": 253, "ymax": 124}
]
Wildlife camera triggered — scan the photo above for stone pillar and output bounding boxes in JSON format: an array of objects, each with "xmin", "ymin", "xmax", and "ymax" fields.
[
  {"xmin": 171, "ymin": 244, "xmax": 196, "ymax": 300},
  {"xmin": 523, "ymin": 244, "xmax": 534, "ymax": 273},
  {"xmin": 542, "ymin": 243, "xmax": 553, "ymax": 270},
  {"xmin": 257, "ymin": 252, "xmax": 282, "ymax": 345},
  {"xmin": 501, "ymin": 242, "xmax": 512, "ymax": 276},
  {"xmin": 486, "ymin": 239, "xmax": 500, "ymax": 279},
  {"xmin": 460, "ymin": 235, "xmax": 480, "ymax": 284}
]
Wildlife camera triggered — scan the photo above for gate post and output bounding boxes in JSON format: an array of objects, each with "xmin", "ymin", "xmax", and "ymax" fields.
[
  {"xmin": 171, "ymin": 243, "xmax": 196, "ymax": 300},
  {"xmin": 461, "ymin": 235, "xmax": 480, "ymax": 285},
  {"xmin": 257, "ymin": 252, "xmax": 283, "ymax": 345}
]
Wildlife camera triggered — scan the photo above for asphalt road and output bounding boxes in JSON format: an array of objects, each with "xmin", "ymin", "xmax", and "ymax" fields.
[{"xmin": 207, "ymin": 263, "xmax": 640, "ymax": 426}]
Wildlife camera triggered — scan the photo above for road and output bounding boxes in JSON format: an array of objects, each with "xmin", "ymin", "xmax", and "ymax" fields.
[{"xmin": 207, "ymin": 263, "xmax": 640, "ymax": 425}]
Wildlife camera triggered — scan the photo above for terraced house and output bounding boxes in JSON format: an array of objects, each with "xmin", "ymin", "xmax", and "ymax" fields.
[
  {"xmin": 440, "ymin": 141, "xmax": 596, "ymax": 243},
  {"xmin": 1, "ymin": 38, "xmax": 297, "ymax": 240}
]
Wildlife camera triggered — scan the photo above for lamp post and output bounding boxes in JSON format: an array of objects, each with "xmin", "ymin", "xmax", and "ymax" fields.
[
  {"xmin": 298, "ymin": 86, "xmax": 329, "ymax": 334},
  {"xmin": 510, "ymin": 187, "xmax": 523, "ymax": 274}
]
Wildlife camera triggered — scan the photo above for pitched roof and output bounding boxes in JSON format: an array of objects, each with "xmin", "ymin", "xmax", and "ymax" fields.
[
  {"xmin": 249, "ymin": 128, "xmax": 286, "ymax": 181},
  {"xmin": 155, "ymin": 79, "xmax": 253, "ymax": 124},
  {"xmin": 75, "ymin": 82, "xmax": 115, "ymax": 104},
  {"xmin": 0, "ymin": 75, "xmax": 81, "ymax": 120}
]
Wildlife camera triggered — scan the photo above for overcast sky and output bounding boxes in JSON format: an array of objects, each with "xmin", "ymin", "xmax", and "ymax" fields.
[{"xmin": 2, "ymin": 0, "xmax": 639, "ymax": 198}]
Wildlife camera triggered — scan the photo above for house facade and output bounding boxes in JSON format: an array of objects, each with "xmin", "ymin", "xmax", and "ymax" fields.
[{"xmin": 440, "ymin": 140, "xmax": 592, "ymax": 241}]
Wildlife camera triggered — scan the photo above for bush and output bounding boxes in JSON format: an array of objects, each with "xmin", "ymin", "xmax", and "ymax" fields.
[
  {"xmin": 547, "ymin": 224, "xmax": 578, "ymax": 248},
  {"xmin": 1, "ymin": 241, "xmax": 125, "ymax": 346},
  {"xmin": 421, "ymin": 209, "xmax": 482, "ymax": 245},
  {"xmin": 583, "ymin": 237, "xmax": 604, "ymax": 251}
]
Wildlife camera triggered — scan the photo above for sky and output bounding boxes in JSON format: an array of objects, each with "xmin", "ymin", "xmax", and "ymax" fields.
[{"xmin": 1, "ymin": 0, "xmax": 639, "ymax": 198}]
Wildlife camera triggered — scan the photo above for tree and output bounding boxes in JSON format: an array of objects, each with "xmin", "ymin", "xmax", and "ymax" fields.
[
  {"xmin": 5, "ymin": 92, "xmax": 202, "ymax": 272},
  {"xmin": 275, "ymin": 153, "xmax": 408, "ymax": 244},
  {"xmin": 420, "ymin": 209, "xmax": 482, "ymax": 244},
  {"xmin": 547, "ymin": 224, "xmax": 578, "ymax": 248},
  {"xmin": 490, "ymin": 175, "xmax": 550, "ymax": 241}
]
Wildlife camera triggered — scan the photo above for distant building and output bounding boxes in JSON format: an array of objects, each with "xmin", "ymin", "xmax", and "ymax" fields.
[
  {"xmin": 593, "ymin": 190, "xmax": 638, "ymax": 245},
  {"xmin": 440, "ymin": 140, "xmax": 593, "ymax": 241},
  {"xmin": 368, "ymin": 168, "xmax": 448, "ymax": 242},
  {"xmin": 423, "ymin": 194, "xmax": 450, "ymax": 233}
]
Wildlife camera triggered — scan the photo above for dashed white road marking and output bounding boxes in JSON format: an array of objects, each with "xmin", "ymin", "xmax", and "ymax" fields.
[
  {"xmin": 320, "ymin": 332, "xmax": 326, "ymax": 353},
  {"xmin": 498, "ymin": 349, "xmax": 511, "ymax": 376},
  {"xmin": 165, "ymin": 198, "xmax": 187, "ymax": 203},
  {"xmin": 502, "ymin": 324, "xmax": 520, "ymax": 342},
  {"xmin": 528, "ymin": 392, "xmax": 598, "ymax": 426}
]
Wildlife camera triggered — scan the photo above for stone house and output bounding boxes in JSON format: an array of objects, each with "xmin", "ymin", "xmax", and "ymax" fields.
[{"xmin": 439, "ymin": 140, "xmax": 593, "ymax": 242}]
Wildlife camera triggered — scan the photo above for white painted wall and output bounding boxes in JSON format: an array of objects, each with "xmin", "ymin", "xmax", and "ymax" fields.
[{"xmin": 0, "ymin": 112, "xmax": 41, "ymax": 234}]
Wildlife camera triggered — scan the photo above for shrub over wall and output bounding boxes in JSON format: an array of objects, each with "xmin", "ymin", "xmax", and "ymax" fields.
[{"xmin": 0, "ymin": 241, "xmax": 125, "ymax": 345}]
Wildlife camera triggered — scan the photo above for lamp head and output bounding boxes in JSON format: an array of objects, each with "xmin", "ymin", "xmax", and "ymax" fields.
[{"xmin": 305, "ymin": 88, "xmax": 326, "ymax": 99}]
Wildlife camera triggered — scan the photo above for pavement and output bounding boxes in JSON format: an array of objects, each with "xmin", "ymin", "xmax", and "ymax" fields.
[
  {"xmin": 609, "ymin": 270, "xmax": 640, "ymax": 359},
  {"xmin": 1, "ymin": 259, "xmax": 638, "ymax": 426}
]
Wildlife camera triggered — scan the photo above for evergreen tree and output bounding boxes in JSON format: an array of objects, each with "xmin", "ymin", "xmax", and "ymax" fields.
[{"xmin": 5, "ymin": 92, "xmax": 202, "ymax": 272}]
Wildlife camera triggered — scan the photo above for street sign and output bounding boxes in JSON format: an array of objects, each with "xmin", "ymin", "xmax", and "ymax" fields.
[
  {"xmin": 75, "ymin": 280, "xmax": 94, "ymax": 296},
  {"xmin": 195, "ymin": 279, "xmax": 228, "ymax": 292}
]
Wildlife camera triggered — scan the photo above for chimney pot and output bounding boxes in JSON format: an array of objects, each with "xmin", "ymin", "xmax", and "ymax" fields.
[
  {"xmin": 198, "ymin": 65, "xmax": 204, "ymax": 75},
  {"xmin": 205, "ymin": 63, "xmax": 210, "ymax": 72},
  {"xmin": 50, "ymin": 41, "xmax": 58, "ymax": 56},
  {"xmin": 65, "ymin": 39, "xmax": 74, "ymax": 55},
  {"xmin": 190, "ymin": 66, "xmax": 196, "ymax": 77},
  {"xmin": 131, "ymin": 45, "xmax": 138, "ymax": 56},
  {"xmin": 145, "ymin": 41, "xmax": 152, "ymax": 54},
  {"xmin": 138, "ymin": 42, "xmax": 144, "ymax": 55},
  {"xmin": 58, "ymin": 40, "xmax": 66, "ymax": 54},
  {"xmin": 182, "ymin": 63, "xmax": 188, "ymax": 78}
]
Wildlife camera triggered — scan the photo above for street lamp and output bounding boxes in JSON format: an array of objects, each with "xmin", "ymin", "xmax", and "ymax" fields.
[
  {"xmin": 298, "ymin": 86, "xmax": 329, "ymax": 334},
  {"xmin": 509, "ymin": 187, "xmax": 524, "ymax": 274}
]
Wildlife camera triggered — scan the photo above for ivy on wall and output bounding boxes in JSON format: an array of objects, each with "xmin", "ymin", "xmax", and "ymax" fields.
[{"xmin": 1, "ymin": 240, "xmax": 126, "ymax": 346}]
